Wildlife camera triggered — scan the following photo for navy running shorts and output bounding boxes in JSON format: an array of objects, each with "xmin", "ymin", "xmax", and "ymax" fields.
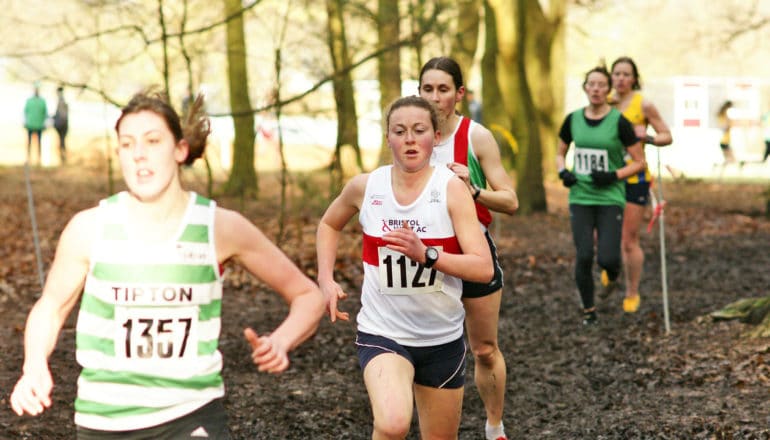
[
  {"xmin": 355, "ymin": 331, "xmax": 467, "ymax": 389},
  {"xmin": 461, "ymin": 230, "xmax": 503, "ymax": 298},
  {"xmin": 625, "ymin": 181, "xmax": 650, "ymax": 206}
]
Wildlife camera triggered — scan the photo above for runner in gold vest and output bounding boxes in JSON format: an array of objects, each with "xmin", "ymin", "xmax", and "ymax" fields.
[{"xmin": 608, "ymin": 56, "xmax": 672, "ymax": 313}]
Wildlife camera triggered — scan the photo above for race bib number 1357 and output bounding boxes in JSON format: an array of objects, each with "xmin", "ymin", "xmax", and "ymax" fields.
[
  {"xmin": 115, "ymin": 306, "xmax": 198, "ymax": 359},
  {"xmin": 377, "ymin": 247, "xmax": 444, "ymax": 295}
]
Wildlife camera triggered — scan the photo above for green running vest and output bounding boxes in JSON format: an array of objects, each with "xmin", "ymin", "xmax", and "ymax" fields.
[
  {"xmin": 568, "ymin": 108, "xmax": 627, "ymax": 207},
  {"xmin": 74, "ymin": 192, "xmax": 224, "ymax": 431}
]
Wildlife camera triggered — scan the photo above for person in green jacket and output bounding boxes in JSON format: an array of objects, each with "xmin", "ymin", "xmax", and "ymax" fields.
[{"xmin": 24, "ymin": 84, "xmax": 48, "ymax": 165}]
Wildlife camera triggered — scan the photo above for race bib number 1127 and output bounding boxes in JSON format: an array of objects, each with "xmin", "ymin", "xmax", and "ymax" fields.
[{"xmin": 377, "ymin": 247, "xmax": 444, "ymax": 295}]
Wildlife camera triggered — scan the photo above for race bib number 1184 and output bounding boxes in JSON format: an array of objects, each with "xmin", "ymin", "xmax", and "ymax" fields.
[{"xmin": 573, "ymin": 147, "xmax": 608, "ymax": 175}]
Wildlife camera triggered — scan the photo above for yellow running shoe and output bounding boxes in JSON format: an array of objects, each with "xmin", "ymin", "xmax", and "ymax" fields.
[
  {"xmin": 600, "ymin": 270, "xmax": 618, "ymax": 299},
  {"xmin": 623, "ymin": 294, "xmax": 641, "ymax": 313}
]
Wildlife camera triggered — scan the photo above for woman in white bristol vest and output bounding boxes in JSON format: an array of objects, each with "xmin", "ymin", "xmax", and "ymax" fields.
[
  {"xmin": 10, "ymin": 89, "xmax": 325, "ymax": 439},
  {"xmin": 317, "ymin": 96, "xmax": 493, "ymax": 439}
]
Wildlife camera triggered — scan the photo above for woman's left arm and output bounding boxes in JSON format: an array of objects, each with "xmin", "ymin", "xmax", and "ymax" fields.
[
  {"xmin": 469, "ymin": 125, "xmax": 518, "ymax": 214},
  {"xmin": 443, "ymin": 177, "xmax": 494, "ymax": 283},
  {"xmin": 643, "ymin": 99, "xmax": 673, "ymax": 146},
  {"xmin": 616, "ymin": 142, "xmax": 647, "ymax": 180},
  {"xmin": 216, "ymin": 208, "xmax": 325, "ymax": 372}
]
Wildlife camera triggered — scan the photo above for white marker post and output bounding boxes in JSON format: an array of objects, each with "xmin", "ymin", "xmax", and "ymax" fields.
[
  {"xmin": 24, "ymin": 162, "xmax": 45, "ymax": 290},
  {"xmin": 656, "ymin": 149, "xmax": 671, "ymax": 334}
]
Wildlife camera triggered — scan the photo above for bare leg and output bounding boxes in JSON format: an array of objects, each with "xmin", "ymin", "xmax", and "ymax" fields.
[
  {"xmin": 364, "ymin": 354, "xmax": 415, "ymax": 440},
  {"xmin": 463, "ymin": 290, "xmax": 506, "ymax": 430},
  {"xmin": 622, "ymin": 202, "xmax": 646, "ymax": 299},
  {"xmin": 414, "ymin": 384, "xmax": 463, "ymax": 440},
  {"xmin": 724, "ymin": 146, "xmax": 736, "ymax": 164}
]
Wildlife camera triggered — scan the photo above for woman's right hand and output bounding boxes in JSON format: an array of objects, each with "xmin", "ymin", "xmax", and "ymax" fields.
[
  {"xmin": 558, "ymin": 169, "xmax": 578, "ymax": 187},
  {"xmin": 10, "ymin": 366, "xmax": 53, "ymax": 416}
]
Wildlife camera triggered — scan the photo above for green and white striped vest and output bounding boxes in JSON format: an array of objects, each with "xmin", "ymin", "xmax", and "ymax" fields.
[{"xmin": 74, "ymin": 191, "xmax": 224, "ymax": 431}]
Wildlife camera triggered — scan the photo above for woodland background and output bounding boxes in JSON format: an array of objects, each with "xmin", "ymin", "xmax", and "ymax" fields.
[
  {"xmin": 1, "ymin": 0, "xmax": 770, "ymax": 209},
  {"xmin": 1, "ymin": 1, "xmax": 770, "ymax": 438}
]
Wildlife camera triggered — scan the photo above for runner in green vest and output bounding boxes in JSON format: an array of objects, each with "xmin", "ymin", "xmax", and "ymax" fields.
[{"xmin": 555, "ymin": 66, "xmax": 646, "ymax": 326}]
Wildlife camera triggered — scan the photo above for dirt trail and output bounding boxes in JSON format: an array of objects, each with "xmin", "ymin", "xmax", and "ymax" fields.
[{"xmin": 1, "ymin": 166, "xmax": 768, "ymax": 439}]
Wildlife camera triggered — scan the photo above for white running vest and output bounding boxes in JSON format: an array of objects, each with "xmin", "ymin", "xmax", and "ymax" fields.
[
  {"xmin": 74, "ymin": 191, "xmax": 224, "ymax": 431},
  {"xmin": 431, "ymin": 116, "xmax": 475, "ymax": 165},
  {"xmin": 430, "ymin": 116, "xmax": 492, "ymax": 228},
  {"xmin": 358, "ymin": 165, "xmax": 464, "ymax": 347}
]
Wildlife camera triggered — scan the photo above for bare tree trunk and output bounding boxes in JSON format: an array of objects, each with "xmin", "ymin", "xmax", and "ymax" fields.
[
  {"xmin": 525, "ymin": 0, "xmax": 565, "ymax": 181},
  {"xmin": 514, "ymin": 0, "xmax": 546, "ymax": 214},
  {"xmin": 408, "ymin": 0, "xmax": 425, "ymax": 75},
  {"xmin": 275, "ymin": 47, "xmax": 288, "ymax": 244},
  {"xmin": 326, "ymin": 0, "xmax": 363, "ymax": 193},
  {"xmin": 487, "ymin": 0, "xmax": 564, "ymax": 214},
  {"xmin": 178, "ymin": 0, "xmax": 194, "ymax": 100},
  {"xmin": 451, "ymin": 0, "xmax": 481, "ymax": 116},
  {"xmin": 376, "ymin": 0, "xmax": 401, "ymax": 167},
  {"xmin": 177, "ymin": 0, "xmax": 214, "ymax": 198},
  {"xmin": 480, "ymin": 1, "xmax": 515, "ymax": 169},
  {"xmin": 157, "ymin": 0, "xmax": 170, "ymax": 96},
  {"xmin": 272, "ymin": 2, "xmax": 293, "ymax": 245},
  {"xmin": 223, "ymin": 0, "xmax": 257, "ymax": 197}
]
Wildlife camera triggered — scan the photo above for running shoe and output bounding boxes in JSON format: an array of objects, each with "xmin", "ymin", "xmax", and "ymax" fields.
[
  {"xmin": 582, "ymin": 310, "xmax": 598, "ymax": 325},
  {"xmin": 599, "ymin": 269, "xmax": 619, "ymax": 299},
  {"xmin": 623, "ymin": 294, "xmax": 641, "ymax": 313},
  {"xmin": 485, "ymin": 421, "xmax": 507, "ymax": 440}
]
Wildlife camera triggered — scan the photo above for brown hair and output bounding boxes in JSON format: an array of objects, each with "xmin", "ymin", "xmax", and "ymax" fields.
[
  {"xmin": 583, "ymin": 65, "xmax": 612, "ymax": 89},
  {"xmin": 611, "ymin": 56, "xmax": 642, "ymax": 90},
  {"xmin": 115, "ymin": 88, "xmax": 210, "ymax": 166},
  {"xmin": 418, "ymin": 56, "xmax": 464, "ymax": 90},
  {"xmin": 717, "ymin": 100, "xmax": 733, "ymax": 117},
  {"xmin": 384, "ymin": 96, "xmax": 438, "ymax": 132}
]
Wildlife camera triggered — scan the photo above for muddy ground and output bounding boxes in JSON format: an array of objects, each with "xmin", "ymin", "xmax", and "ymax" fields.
[{"xmin": 0, "ymin": 165, "xmax": 769, "ymax": 439}]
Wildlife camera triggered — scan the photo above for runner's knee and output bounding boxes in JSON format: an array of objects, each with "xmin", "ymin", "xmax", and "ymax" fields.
[
  {"xmin": 373, "ymin": 414, "xmax": 411, "ymax": 439},
  {"xmin": 471, "ymin": 340, "xmax": 499, "ymax": 367},
  {"xmin": 622, "ymin": 237, "xmax": 638, "ymax": 254},
  {"xmin": 597, "ymin": 254, "xmax": 621, "ymax": 274}
]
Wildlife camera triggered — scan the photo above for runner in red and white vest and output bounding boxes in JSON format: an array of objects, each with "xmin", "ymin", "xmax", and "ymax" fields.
[
  {"xmin": 317, "ymin": 96, "xmax": 493, "ymax": 439},
  {"xmin": 419, "ymin": 56, "xmax": 519, "ymax": 440}
]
